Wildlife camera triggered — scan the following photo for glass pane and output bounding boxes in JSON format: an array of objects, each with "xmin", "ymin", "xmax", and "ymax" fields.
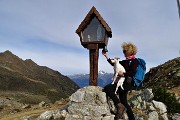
[{"xmin": 81, "ymin": 17, "xmax": 105, "ymax": 42}]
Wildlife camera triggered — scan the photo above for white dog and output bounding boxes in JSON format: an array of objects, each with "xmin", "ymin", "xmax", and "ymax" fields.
[{"xmin": 111, "ymin": 57, "xmax": 126, "ymax": 94}]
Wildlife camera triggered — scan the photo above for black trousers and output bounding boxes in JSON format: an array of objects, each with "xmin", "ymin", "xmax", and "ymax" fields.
[{"xmin": 104, "ymin": 83, "xmax": 135, "ymax": 120}]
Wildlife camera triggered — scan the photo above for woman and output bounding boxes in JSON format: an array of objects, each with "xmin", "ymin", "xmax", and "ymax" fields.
[{"xmin": 102, "ymin": 42, "xmax": 138, "ymax": 120}]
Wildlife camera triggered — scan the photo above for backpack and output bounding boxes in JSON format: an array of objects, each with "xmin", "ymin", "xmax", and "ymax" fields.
[{"xmin": 132, "ymin": 58, "xmax": 146, "ymax": 89}]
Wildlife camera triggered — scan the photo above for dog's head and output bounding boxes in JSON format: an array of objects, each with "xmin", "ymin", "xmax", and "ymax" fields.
[{"xmin": 111, "ymin": 57, "xmax": 120, "ymax": 63}]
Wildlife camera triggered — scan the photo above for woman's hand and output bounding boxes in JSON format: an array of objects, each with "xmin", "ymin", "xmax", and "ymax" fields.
[
  {"xmin": 102, "ymin": 50, "xmax": 109, "ymax": 59},
  {"xmin": 118, "ymin": 71, "xmax": 124, "ymax": 77},
  {"xmin": 102, "ymin": 50, "xmax": 106, "ymax": 56}
]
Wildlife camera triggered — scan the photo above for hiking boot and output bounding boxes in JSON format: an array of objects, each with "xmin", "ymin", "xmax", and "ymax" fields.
[{"xmin": 115, "ymin": 103, "xmax": 126, "ymax": 119}]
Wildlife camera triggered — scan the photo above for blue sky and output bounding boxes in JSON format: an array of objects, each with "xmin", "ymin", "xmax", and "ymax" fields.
[{"xmin": 0, "ymin": 0, "xmax": 179, "ymax": 75}]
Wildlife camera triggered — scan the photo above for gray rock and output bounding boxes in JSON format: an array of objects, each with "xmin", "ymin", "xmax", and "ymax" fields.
[
  {"xmin": 70, "ymin": 90, "xmax": 85, "ymax": 103},
  {"xmin": 67, "ymin": 86, "xmax": 112, "ymax": 119},
  {"xmin": 39, "ymin": 101, "xmax": 46, "ymax": 108},
  {"xmin": 152, "ymin": 100, "xmax": 167, "ymax": 114},
  {"xmin": 148, "ymin": 111, "xmax": 159, "ymax": 120},
  {"xmin": 21, "ymin": 116, "xmax": 30, "ymax": 120},
  {"xmin": 172, "ymin": 113, "xmax": 180, "ymax": 120},
  {"xmin": 129, "ymin": 95, "xmax": 142, "ymax": 107},
  {"xmin": 22, "ymin": 104, "xmax": 31, "ymax": 109},
  {"xmin": 140, "ymin": 89, "xmax": 154, "ymax": 102},
  {"xmin": 147, "ymin": 102, "xmax": 156, "ymax": 111},
  {"xmin": 39, "ymin": 111, "xmax": 53, "ymax": 120},
  {"xmin": 161, "ymin": 113, "xmax": 168, "ymax": 120}
]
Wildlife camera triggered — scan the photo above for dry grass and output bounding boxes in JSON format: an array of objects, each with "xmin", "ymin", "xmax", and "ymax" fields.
[
  {"xmin": 0, "ymin": 107, "xmax": 54, "ymax": 120},
  {"xmin": 0, "ymin": 91, "xmax": 51, "ymax": 104},
  {"xmin": 167, "ymin": 86, "xmax": 180, "ymax": 96},
  {"xmin": 133, "ymin": 108, "xmax": 148, "ymax": 120},
  {"xmin": 0, "ymin": 100, "xmax": 68, "ymax": 120}
]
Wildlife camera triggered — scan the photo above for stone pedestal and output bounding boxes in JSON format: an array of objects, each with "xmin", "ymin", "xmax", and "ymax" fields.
[{"xmin": 66, "ymin": 86, "xmax": 115, "ymax": 120}]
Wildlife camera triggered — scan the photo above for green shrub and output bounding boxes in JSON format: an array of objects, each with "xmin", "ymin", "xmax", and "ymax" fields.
[{"xmin": 153, "ymin": 87, "xmax": 180, "ymax": 113}]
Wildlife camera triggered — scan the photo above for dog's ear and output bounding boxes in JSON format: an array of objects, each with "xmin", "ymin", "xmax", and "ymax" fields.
[{"xmin": 111, "ymin": 59, "xmax": 115, "ymax": 63}]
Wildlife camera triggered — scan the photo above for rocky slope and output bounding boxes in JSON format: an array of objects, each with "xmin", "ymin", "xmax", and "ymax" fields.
[
  {"xmin": 0, "ymin": 50, "xmax": 79, "ymax": 104},
  {"xmin": 144, "ymin": 57, "xmax": 180, "ymax": 89}
]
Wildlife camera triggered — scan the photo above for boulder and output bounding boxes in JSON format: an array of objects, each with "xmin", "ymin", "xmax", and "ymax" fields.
[
  {"xmin": 67, "ymin": 86, "xmax": 114, "ymax": 120},
  {"xmin": 152, "ymin": 100, "xmax": 167, "ymax": 114}
]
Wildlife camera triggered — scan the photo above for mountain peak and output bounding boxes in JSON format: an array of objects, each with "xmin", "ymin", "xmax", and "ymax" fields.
[
  {"xmin": 99, "ymin": 70, "xmax": 106, "ymax": 75},
  {"xmin": 0, "ymin": 50, "xmax": 20, "ymax": 61},
  {"xmin": 1, "ymin": 50, "xmax": 14, "ymax": 57},
  {"xmin": 4, "ymin": 50, "xmax": 13, "ymax": 54},
  {"xmin": 25, "ymin": 59, "xmax": 37, "ymax": 66}
]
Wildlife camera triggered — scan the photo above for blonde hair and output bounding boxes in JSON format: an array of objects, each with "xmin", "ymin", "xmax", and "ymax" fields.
[{"xmin": 121, "ymin": 42, "xmax": 137, "ymax": 55}]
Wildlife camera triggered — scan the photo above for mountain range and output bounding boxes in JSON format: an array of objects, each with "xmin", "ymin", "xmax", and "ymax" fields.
[
  {"xmin": 0, "ymin": 50, "xmax": 79, "ymax": 104},
  {"xmin": 68, "ymin": 71, "xmax": 113, "ymax": 88}
]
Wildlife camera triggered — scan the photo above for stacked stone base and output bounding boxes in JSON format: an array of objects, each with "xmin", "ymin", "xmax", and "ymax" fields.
[{"xmin": 66, "ymin": 86, "xmax": 115, "ymax": 120}]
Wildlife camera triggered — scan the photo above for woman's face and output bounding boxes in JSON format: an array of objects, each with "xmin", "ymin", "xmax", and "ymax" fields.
[{"xmin": 123, "ymin": 50, "xmax": 131, "ymax": 57}]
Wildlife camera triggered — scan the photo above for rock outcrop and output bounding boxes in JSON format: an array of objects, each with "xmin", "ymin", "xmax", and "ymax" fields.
[
  {"xmin": 39, "ymin": 86, "xmax": 114, "ymax": 120},
  {"xmin": 129, "ymin": 89, "xmax": 168, "ymax": 120},
  {"xmin": 38, "ymin": 86, "xmax": 171, "ymax": 120}
]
